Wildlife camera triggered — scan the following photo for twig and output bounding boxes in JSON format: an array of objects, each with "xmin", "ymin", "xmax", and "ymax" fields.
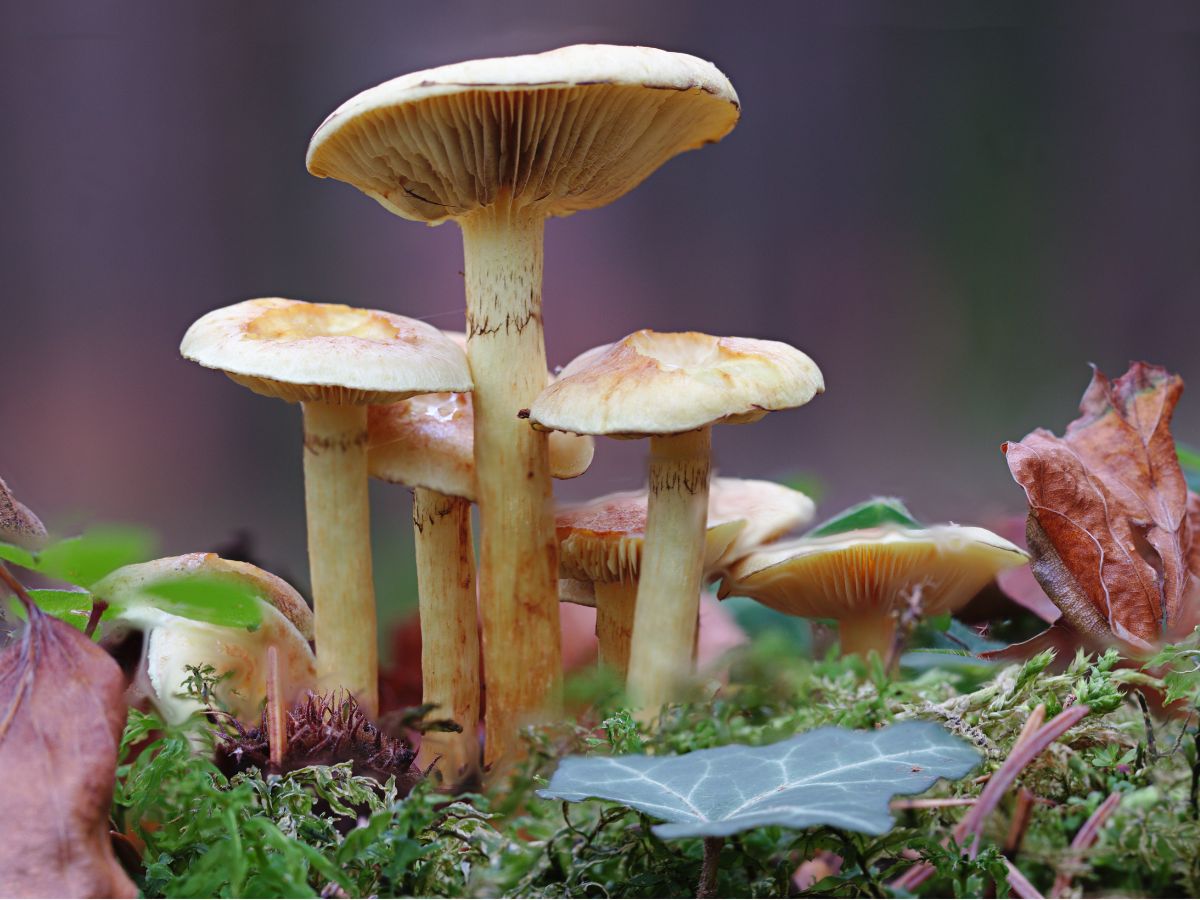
[
  {"xmin": 84, "ymin": 598, "xmax": 108, "ymax": 639},
  {"xmin": 1004, "ymin": 787, "xmax": 1036, "ymax": 859},
  {"xmin": 1135, "ymin": 691, "xmax": 1157, "ymax": 759},
  {"xmin": 1004, "ymin": 856, "xmax": 1045, "ymax": 899},
  {"xmin": 697, "ymin": 836, "xmax": 724, "ymax": 898},
  {"xmin": 0, "ymin": 563, "xmax": 35, "ymax": 613},
  {"xmin": 1049, "ymin": 791, "xmax": 1122, "ymax": 898},
  {"xmin": 891, "ymin": 797, "xmax": 977, "ymax": 810}
]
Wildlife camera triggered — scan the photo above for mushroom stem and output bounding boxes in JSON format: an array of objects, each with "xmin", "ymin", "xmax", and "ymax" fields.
[
  {"xmin": 594, "ymin": 581, "xmax": 638, "ymax": 678},
  {"xmin": 839, "ymin": 610, "xmax": 897, "ymax": 661},
  {"xmin": 627, "ymin": 427, "xmax": 712, "ymax": 714},
  {"xmin": 302, "ymin": 400, "xmax": 378, "ymax": 716},
  {"xmin": 460, "ymin": 201, "xmax": 562, "ymax": 763},
  {"xmin": 411, "ymin": 486, "xmax": 480, "ymax": 782}
]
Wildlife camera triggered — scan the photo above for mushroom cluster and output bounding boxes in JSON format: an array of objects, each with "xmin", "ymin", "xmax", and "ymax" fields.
[{"xmin": 153, "ymin": 42, "xmax": 1032, "ymax": 772}]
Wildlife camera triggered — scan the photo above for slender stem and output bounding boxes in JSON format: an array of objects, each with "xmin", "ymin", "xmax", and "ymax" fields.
[
  {"xmin": 265, "ymin": 645, "xmax": 287, "ymax": 772},
  {"xmin": 302, "ymin": 400, "xmax": 378, "ymax": 716},
  {"xmin": 84, "ymin": 598, "xmax": 108, "ymax": 639},
  {"xmin": 838, "ymin": 610, "xmax": 896, "ymax": 661},
  {"xmin": 412, "ymin": 487, "xmax": 480, "ymax": 783},
  {"xmin": 594, "ymin": 580, "xmax": 638, "ymax": 679},
  {"xmin": 697, "ymin": 836, "xmax": 724, "ymax": 898},
  {"xmin": 627, "ymin": 428, "xmax": 711, "ymax": 715},
  {"xmin": 461, "ymin": 202, "xmax": 561, "ymax": 764}
]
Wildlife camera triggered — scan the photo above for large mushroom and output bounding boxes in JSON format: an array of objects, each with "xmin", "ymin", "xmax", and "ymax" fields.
[
  {"xmin": 557, "ymin": 478, "xmax": 814, "ymax": 676},
  {"xmin": 181, "ymin": 298, "xmax": 470, "ymax": 716},
  {"xmin": 718, "ymin": 501, "xmax": 1028, "ymax": 659},
  {"xmin": 367, "ymin": 355, "xmax": 592, "ymax": 780},
  {"xmin": 531, "ymin": 330, "xmax": 823, "ymax": 711},
  {"xmin": 306, "ymin": 44, "xmax": 740, "ymax": 760},
  {"xmin": 93, "ymin": 553, "xmax": 316, "ymax": 725}
]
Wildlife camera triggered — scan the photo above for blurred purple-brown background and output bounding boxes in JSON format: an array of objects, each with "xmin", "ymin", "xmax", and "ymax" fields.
[{"xmin": 2, "ymin": 1, "xmax": 1198, "ymax": 635}]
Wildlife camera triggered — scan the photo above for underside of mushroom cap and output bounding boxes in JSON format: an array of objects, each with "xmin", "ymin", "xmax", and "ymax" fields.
[
  {"xmin": 531, "ymin": 330, "xmax": 824, "ymax": 436},
  {"xmin": 181, "ymin": 298, "xmax": 472, "ymax": 405},
  {"xmin": 306, "ymin": 44, "xmax": 739, "ymax": 224},
  {"xmin": 368, "ymin": 390, "xmax": 594, "ymax": 500},
  {"xmin": 0, "ymin": 475, "xmax": 48, "ymax": 551},
  {"xmin": 556, "ymin": 486, "xmax": 747, "ymax": 583},
  {"xmin": 94, "ymin": 552, "xmax": 314, "ymax": 640},
  {"xmin": 717, "ymin": 525, "xmax": 1028, "ymax": 620}
]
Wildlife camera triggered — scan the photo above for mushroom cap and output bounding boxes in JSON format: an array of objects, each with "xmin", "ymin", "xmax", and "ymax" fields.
[
  {"xmin": 367, "ymin": 333, "xmax": 594, "ymax": 498},
  {"xmin": 94, "ymin": 553, "xmax": 316, "ymax": 725},
  {"xmin": 181, "ymin": 298, "xmax": 472, "ymax": 405},
  {"xmin": 708, "ymin": 478, "xmax": 816, "ymax": 571},
  {"xmin": 717, "ymin": 525, "xmax": 1029, "ymax": 621},
  {"xmin": 306, "ymin": 44, "xmax": 739, "ymax": 224},
  {"xmin": 530, "ymin": 330, "xmax": 824, "ymax": 437},
  {"xmin": 549, "ymin": 482, "xmax": 758, "ymax": 588},
  {"xmin": 0, "ymin": 476, "xmax": 48, "ymax": 552}
]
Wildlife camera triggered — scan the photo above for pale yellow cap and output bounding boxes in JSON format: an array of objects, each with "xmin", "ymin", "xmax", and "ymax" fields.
[
  {"xmin": 718, "ymin": 525, "xmax": 1028, "ymax": 621},
  {"xmin": 181, "ymin": 298, "xmax": 472, "ymax": 405},
  {"xmin": 306, "ymin": 44, "xmax": 739, "ymax": 224},
  {"xmin": 531, "ymin": 330, "xmax": 824, "ymax": 437},
  {"xmin": 94, "ymin": 553, "xmax": 317, "ymax": 725}
]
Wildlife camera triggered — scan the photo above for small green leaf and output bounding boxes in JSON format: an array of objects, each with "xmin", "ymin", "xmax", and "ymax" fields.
[
  {"xmin": 139, "ymin": 574, "xmax": 263, "ymax": 630},
  {"xmin": 37, "ymin": 527, "xmax": 155, "ymax": 588},
  {"xmin": 6, "ymin": 590, "xmax": 95, "ymax": 632},
  {"xmin": 539, "ymin": 722, "xmax": 979, "ymax": 839},
  {"xmin": 806, "ymin": 498, "xmax": 922, "ymax": 537},
  {"xmin": 0, "ymin": 541, "xmax": 38, "ymax": 570}
]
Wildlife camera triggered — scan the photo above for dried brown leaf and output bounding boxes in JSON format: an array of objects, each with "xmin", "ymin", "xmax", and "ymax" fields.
[
  {"xmin": 1004, "ymin": 363, "xmax": 1199, "ymax": 650},
  {"xmin": 0, "ymin": 572, "xmax": 135, "ymax": 898}
]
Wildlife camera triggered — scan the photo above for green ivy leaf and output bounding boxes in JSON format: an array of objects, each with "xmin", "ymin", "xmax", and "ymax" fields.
[
  {"xmin": 539, "ymin": 722, "xmax": 979, "ymax": 839},
  {"xmin": 0, "ymin": 541, "xmax": 38, "ymax": 570},
  {"xmin": 139, "ymin": 574, "xmax": 263, "ymax": 630},
  {"xmin": 806, "ymin": 498, "xmax": 922, "ymax": 537}
]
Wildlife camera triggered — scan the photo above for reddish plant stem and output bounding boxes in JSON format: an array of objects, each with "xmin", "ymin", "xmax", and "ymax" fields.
[
  {"xmin": 1049, "ymin": 790, "xmax": 1122, "ymax": 898},
  {"xmin": 697, "ymin": 836, "xmax": 723, "ymax": 899},
  {"xmin": 1004, "ymin": 857, "xmax": 1045, "ymax": 899},
  {"xmin": 84, "ymin": 599, "xmax": 108, "ymax": 639}
]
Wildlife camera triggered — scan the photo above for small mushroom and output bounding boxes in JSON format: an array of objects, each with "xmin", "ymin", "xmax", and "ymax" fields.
[
  {"xmin": 367, "ymin": 347, "xmax": 592, "ymax": 780},
  {"xmin": 531, "ymin": 331, "xmax": 823, "ymax": 710},
  {"xmin": 0, "ymin": 475, "xmax": 47, "ymax": 552},
  {"xmin": 718, "ymin": 517, "xmax": 1028, "ymax": 659},
  {"xmin": 307, "ymin": 45, "xmax": 739, "ymax": 761},
  {"xmin": 181, "ymin": 298, "xmax": 470, "ymax": 715},
  {"xmin": 556, "ymin": 478, "xmax": 813, "ymax": 677},
  {"xmin": 93, "ymin": 553, "xmax": 316, "ymax": 725}
]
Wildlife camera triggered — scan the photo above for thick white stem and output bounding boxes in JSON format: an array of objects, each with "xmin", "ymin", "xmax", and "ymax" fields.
[
  {"xmin": 626, "ymin": 428, "xmax": 712, "ymax": 714},
  {"xmin": 412, "ymin": 487, "xmax": 480, "ymax": 782},
  {"xmin": 461, "ymin": 202, "xmax": 561, "ymax": 764},
  {"xmin": 594, "ymin": 580, "xmax": 638, "ymax": 679},
  {"xmin": 302, "ymin": 401, "xmax": 378, "ymax": 716}
]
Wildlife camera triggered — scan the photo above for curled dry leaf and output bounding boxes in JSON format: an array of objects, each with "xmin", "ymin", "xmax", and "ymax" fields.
[
  {"xmin": 0, "ymin": 570, "xmax": 135, "ymax": 898},
  {"xmin": 1004, "ymin": 363, "xmax": 1200, "ymax": 651}
]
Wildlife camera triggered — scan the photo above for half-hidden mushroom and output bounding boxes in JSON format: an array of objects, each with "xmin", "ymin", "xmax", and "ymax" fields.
[
  {"xmin": 180, "ymin": 298, "xmax": 470, "ymax": 716},
  {"xmin": 93, "ymin": 553, "xmax": 316, "ymax": 725},
  {"xmin": 717, "ymin": 500, "xmax": 1029, "ymax": 660},
  {"xmin": 307, "ymin": 45, "xmax": 740, "ymax": 760},
  {"xmin": 556, "ymin": 478, "xmax": 814, "ymax": 677},
  {"xmin": 0, "ymin": 475, "xmax": 48, "ymax": 552},
  {"xmin": 531, "ymin": 330, "xmax": 823, "ymax": 711},
  {"xmin": 367, "ymin": 355, "xmax": 592, "ymax": 780}
]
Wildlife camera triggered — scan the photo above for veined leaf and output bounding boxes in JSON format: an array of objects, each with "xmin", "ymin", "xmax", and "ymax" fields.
[
  {"xmin": 7, "ymin": 590, "xmax": 104, "ymax": 633},
  {"xmin": 806, "ymin": 498, "xmax": 921, "ymax": 537},
  {"xmin": 139, "ymin": 574, "xmax": 263, "ymax": 630},
  {"xmin": 539, "ymin": 722, "xmax": 979, "ymax": 839}
]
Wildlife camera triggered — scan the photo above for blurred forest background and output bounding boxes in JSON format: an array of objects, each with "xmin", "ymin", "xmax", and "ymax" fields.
[{"xmin": 2, "ymin": 1, "xmax": 1198, "ymax": 638}]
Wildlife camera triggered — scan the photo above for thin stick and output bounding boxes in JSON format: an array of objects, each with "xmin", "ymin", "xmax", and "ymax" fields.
[
  {"xmin": 1049, "ymin": 791, "xmax": 1122, "ymax": 898},
  {"xmin": 84, "ymin": 598, "xmax": 108, "ymax": 639},
  {"xmin": 891, "ymin": 797, "xmax": 977, "ymax": 810},
  {"xmin": 1004, "ymin": 787, "xmax": 1036, "ymax": 859},
  {"xmin": 265, "ymin": 646, "xmax": 287, "ymax": 772},
  {"xmin": 1004, "ymin": 857, "xmax": 1045, "ymax": 899},
  {"xmin": 0, "ymin": 563, "xmax": 34, "ymax": 613}
]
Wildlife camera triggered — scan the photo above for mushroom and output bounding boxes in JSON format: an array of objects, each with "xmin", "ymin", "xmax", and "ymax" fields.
[
  {"xmin": 556, "ymin": 478, "xmax": 814, "ymax": 677},
  {"xmin": 306, "ymin": 44, "xmax": 740, "ymax": 760},
  {"xmin": 531, "ymin": 330, "xmax": 823, "ymax": 710},
  {"xmin": 718, "ymin": 515, "xmax": 1029, "ymax": 659},
  {"xmin": 93, "ymin": 553, "xmax": 316, "ymax": 725},
  {"xmin": 367, "ymin": 350, "xmax": 592, "ymax": 780},
  {"xmin": 0, "ymin": 475, "xmax": 47, "ymax": 552},
  {"xmin": 180, "ymin": 298, "xmax": 470, "ymax": 716}
]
